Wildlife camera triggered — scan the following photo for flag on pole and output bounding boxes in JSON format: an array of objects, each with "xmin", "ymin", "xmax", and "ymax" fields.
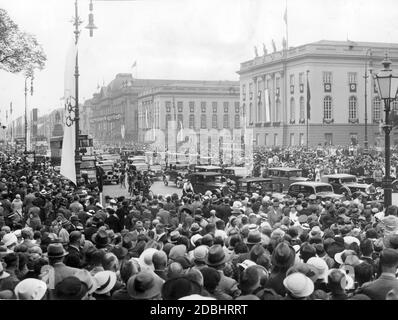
[
  {"xmin": 283, "ymin": 7, "xmax": 287, "ymax": 25},
  {"xmin": 121, "ymin": 124, "xmax": 125, "ymax": 139},
  {"xmin": 307, "ymin": 74, "xmax": 311, "ymax": 120},
  {"xmin": 272, "ymin": 39, "xmax": 277, "ymax": 52},
  {"xmin": 60, "ymin": 38, "xmax": 77, "ymax": 186},
  {"xmin": 132, "ymin": 61, "xmax": 137, "ymax": 69},
  {"xmin": 177, "ymin": 120, "xmax": 184, "ymax": 142}
]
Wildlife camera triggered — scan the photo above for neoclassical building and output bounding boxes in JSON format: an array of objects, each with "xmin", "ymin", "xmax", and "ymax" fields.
[{"xmin": 237, "ymin": 40, "xmax": 398, "ymax": 147}]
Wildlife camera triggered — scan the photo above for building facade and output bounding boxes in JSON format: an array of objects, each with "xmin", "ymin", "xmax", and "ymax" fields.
[
  {"xmin": 86, "ymin": 74, "xmax": 181, "ymax": 147},
  {"xmin": 238, "ymin": 40, "xmax": 398, "ymax": 147},
  {"xmin": 137, "ymin": 81, "xmax": 240, "ymax": 152}
]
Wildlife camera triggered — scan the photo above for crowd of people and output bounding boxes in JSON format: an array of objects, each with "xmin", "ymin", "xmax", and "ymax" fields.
[{"xmin": 1, "ymin": 146, "xmax": 398, "ymax": 301}]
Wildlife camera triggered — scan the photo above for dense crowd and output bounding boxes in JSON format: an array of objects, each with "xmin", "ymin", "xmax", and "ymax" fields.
[{"xmin": 1, "ymin": 147, "xmax": 398, "ymax": 301}]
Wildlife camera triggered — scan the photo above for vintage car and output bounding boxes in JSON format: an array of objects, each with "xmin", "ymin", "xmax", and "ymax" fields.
[
  {"xmin": 287, "ymin": 182, "xmax": 344, "ymax": 200},
  {"xmin": 127, "ymin": 156, "xmax": 149, "ymax": 172},
  {"xmin": 163, "ymin": 163, "xmax": 192, "ymax": 187},
  {"xmin": 97, "ymin": 160, "xmax": 119, "ymax": 185},
  {"xmin": 235, "ymin": 177, "xmax": 283, "ymax": 195},
  {"xmin": 187, "ymin": 172, "xmax": 232, "ymax": 196},
  {"xmin": 321, "ymin": 174, "xmax": 377, "ymax": 198},
  {"xmin": 267, "ymin": 167, "xmax": 309, "ymax": 190}
]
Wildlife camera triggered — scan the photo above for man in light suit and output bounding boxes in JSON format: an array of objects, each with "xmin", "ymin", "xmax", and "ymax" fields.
[{"xmin": 360, "ymin": 248, "xmax": 398, "ymax": 300}]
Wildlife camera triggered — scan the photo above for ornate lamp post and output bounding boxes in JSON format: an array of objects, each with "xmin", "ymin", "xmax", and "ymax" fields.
[
  {"xmin": 68, "ymin": 0, "xmax": 97, "ymax": 181},
  {"xmin": 374, "ymin": 52, "xmax": 398, "ymax": 208}
]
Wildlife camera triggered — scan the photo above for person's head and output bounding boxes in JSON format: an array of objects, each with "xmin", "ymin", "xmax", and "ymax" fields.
[
  {"xmin": 379, "ymin": 248, "xmax": 398, "ymax": 273},
  {"xmin": 152, "ymin": 250, "xmax": 168, "ymax": 271},
  {"xmin": 239, "ymin": 266, "xmax": 261, "ymax": 295},
  {"xmin": 354, "ymin": 262, "xmax": 373, "ymax": 286},
  {"xmin": 360, "ymin": 239, "xmax": 374, "ymax": 257},
  {"xmin": 300, "ymin": 242, "xmax": 316, "ymax": 263},
  {"xmin": 119, "ymin": 260, "xmax": 140, "ymax": 284},
  {"xmin": 102, "ymin": 252, "xmax": 119, "ymax": 272},
  {"xmin": 200, "ymin": 267, "xmax": 221, "ymax": 294},
  {"xmin": 327, "ymin": 269, "xmax": 348, "ymax": 293}
]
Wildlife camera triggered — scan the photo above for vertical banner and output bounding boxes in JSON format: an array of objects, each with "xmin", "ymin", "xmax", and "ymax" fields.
[{"xmin": 265, "ymin": 89, "xmax": 271, "ymax": 122}]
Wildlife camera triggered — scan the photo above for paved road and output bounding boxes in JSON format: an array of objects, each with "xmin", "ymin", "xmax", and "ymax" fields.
[
  {"xmin": 103, "ymin": 179, "xmax": 182, "ymax": 198},
  {"xmin": 104, "ymin": 180, "xmax": 398, "ymax": 205}
]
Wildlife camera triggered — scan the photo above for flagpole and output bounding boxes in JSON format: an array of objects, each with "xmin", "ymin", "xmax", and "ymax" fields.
[
  {"xmin": 306, "ymin": 70, "xmax": 310, "ymax": 150},
  {"xmin": 285, "ymin": 0, "xmax": 288, "ymax": 50},
  {"xmin": 74, "ymin": 0, "xmax": 81, "ymax": 182}
]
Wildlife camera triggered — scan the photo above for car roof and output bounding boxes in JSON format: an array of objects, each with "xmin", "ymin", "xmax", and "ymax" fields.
[
  {"xmin": 290, "ymin": 182, "xmax": 332, "ymax": 187},
  {"xmin": 268, "ymin": 167, "xmax": 302, "ymax": 171},
  {"xmin": 322, "ymin": 174, "xmax": 355, "ymax": 179}
]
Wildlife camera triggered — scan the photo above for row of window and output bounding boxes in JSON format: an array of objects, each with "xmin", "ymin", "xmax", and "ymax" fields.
[
  {"xmin": 321, "ymin": 96, "xmax": 398, "ymax": 121},
  {"xmin": 165, "ymin": 101, "xmax": 240, "ymax": 114},
  {"xmin": 242, "ymin": 72, "xmax": 361, "ymax": 101},
  {"xmin": 165, "ymin": 114, "xmax": 241, "ymax": 129},
  {"xmin": 254, "ymin": 132, "xmax": 361, "ymax": 147}
]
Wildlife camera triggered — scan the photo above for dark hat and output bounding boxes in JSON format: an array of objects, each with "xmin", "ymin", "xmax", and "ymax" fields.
[
  {"xmin": 70, "ymin": 215, "xmax": 79, "ymax": 222},
  {"xmin": 205, "ymin": 245, "xmax": 230, "ymax": 267},
  {"xmin": 271, "ymin": 242, "xmax": 295, "ymax": 268},
  {"xmin": 168, "ymin": 230, "xmax": 181, "ymax": 244},
  {"xmin": 189, "ymin": 223, "xmax": 202, "ymax": 234},
  {"xmin": 47, "ymin": 243, "xmax": 69, "ymax": 259},
  {"xmin": 244, "ymin": 230, "xmax": 262, "ymax": 245},
  {"xmin": 111, "ymin": 245, "xmax": 128, "ymax": 260},
  {"xmin": 127, "ymin": 271, "xmax": 163, "ymax": 300},
  {"xmin": 54, "ymin": 276, "xmax": 88, "ymax": 300},
  {"xmin": 161, "ymin": 276, "xmax": 202, "ymax": 300},
  {"xmin": 94, "ymin": 230, "xmax": 110, "ymax": 248}
]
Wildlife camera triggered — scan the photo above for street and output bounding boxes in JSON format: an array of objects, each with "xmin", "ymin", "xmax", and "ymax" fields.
[{"xmin": 103, "ymin": 179, "xmax": 182, "ymax": 199}]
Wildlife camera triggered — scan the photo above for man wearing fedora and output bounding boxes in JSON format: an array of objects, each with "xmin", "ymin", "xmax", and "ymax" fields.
[
  {"xmin": 205, "ymin": 245, "xmax": 240, "ymax": 299},
  {"xmin": 40, "ymin": 243, "xmax": 80, "ymax": 292}
]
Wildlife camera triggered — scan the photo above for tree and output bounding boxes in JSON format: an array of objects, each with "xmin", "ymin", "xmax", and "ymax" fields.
[{"xmin": 0, "ymin": 8, "xmax": 46, "ymax": 74}]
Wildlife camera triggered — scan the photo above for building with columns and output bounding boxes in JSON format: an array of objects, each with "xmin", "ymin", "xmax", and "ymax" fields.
[{"xmin": 238, "ymin": 40, "xmax": 398, "ymax": 147}]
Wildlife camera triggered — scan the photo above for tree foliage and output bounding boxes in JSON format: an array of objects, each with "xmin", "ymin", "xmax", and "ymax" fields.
[{"xmin": 0, "ymin": 8, "xmax": 46, "ymax": 74}]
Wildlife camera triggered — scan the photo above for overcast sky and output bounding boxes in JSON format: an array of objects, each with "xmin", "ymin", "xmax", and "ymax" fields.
[{"xmin": 1, "ymin": 0, "xmax": 398, "ymax": 121}]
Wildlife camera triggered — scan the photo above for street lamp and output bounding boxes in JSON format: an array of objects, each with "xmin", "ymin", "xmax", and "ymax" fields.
[
  {"xmin": 364, "ymin": 48, "xmax": 373, "ymax": 153},
  {"xmin": 68, "ymin": 0, "xmax": 98, "ymax": 182},
  {"xmin": 374, "ymin": 52, "xmax": 398, "ymax": 208}
]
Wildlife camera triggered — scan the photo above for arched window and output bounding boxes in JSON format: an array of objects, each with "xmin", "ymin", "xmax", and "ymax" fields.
[
  {"xmin": 348, "ymin": 96, "xmax": 357, "ymax": 120},
  {"xmin": 324, "ymin": 96, "xmax": 332, "ymax": 120},
  {"xmin": 275, "ymin": 99, "xmax": 281, "ymax": 122},
  {"xmin": 290, "ymin": 98, "xmax": 295, "ymax": 122},
  {"xmin": 373, "ymin": 97, "xmax": 381, "ymax": 121},
  {"xmin": 299, "ymin": 97, "xmax": 305, "ymax": 120}
]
